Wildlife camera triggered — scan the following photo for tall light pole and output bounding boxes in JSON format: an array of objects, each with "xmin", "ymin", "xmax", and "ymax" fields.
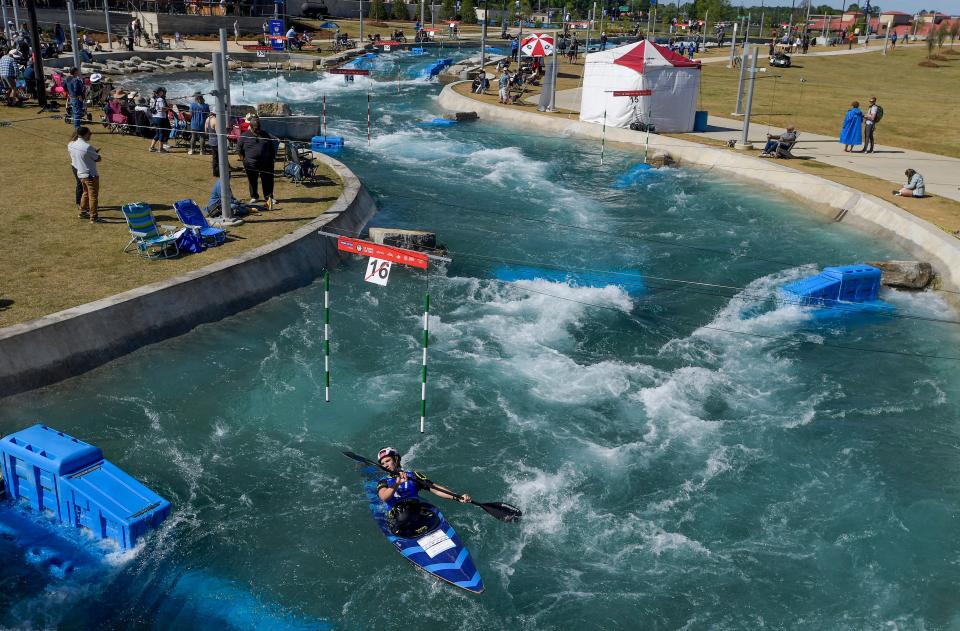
[{"xmin": 104, "ymin": 0, "xmax": 113, "ymax": 49}]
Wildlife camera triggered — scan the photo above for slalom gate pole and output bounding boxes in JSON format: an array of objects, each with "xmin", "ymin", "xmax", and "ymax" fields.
[
  {"xmin": 367, "ymin": 93, "xmax": 372, "ymax": 145},
  {"xmin": 322, "ymin": 94, "xmax": 327, "ymax": 135},
  {"xmin": 420, "ymin": 293, "xmax": 429, "ymax": 433},
  {"xmin": 397, "ymin": 64, "xmax": 401, "ymax": 94},
  {"xmin": 324, "ymin": 271, "xmax": 331, "ymax": 403},
  {"xmin": 600, "ymin": 109, "xmax": 606, "ymax": 165}
]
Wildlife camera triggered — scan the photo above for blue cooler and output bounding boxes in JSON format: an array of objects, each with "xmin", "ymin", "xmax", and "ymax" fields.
[
  {"xmin": 311, "ymin": 135, "xmax": 344, "ymax": 155},
  {"xmin": 693, "ymin": 111, "xmax": 709, "ymax": 132}
]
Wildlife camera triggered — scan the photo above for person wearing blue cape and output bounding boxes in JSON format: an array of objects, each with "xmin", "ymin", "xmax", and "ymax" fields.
[{"xmin": 839, "ymin": 101, "xmax": 863, "ymax": 153}]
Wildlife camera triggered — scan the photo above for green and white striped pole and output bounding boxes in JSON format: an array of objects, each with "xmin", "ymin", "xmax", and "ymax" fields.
[
  {"xmin": 324, "ymin": 272, "xmax": 331, "ymax": 403},
  {"xmin": 600, "ymin": 109, "xmax": 607, "ymax": 165},
  {"xmin": 420, "ymin": 293, "xmax": 430, "ymax": 433}
]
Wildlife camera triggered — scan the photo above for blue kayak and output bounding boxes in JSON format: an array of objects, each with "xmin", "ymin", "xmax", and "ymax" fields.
[{"xmin": 361, "ymin": 466, "xmax": 483, "ymax": 594}]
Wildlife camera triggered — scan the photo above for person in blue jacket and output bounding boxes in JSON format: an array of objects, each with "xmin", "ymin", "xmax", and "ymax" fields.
[
  {"xmin": 839, "ymin": 100, "xmax": 863, "ymax": 153},
  {"xmin": 376, "ymin": 447, "xmax": 471, "ymax": 536}
]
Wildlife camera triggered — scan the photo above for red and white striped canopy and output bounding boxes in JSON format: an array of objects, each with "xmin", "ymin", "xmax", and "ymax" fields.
[{"xmin": 520, "ymin": 33, "xmax": 555, "ymax": 57}]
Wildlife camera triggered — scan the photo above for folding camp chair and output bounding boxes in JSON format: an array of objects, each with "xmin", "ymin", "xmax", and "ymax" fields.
[
  {"xmin": 121, "ymin": 202, "xmax": 180, "ymax": 259},
  {"xmin": 282, "ymin": 141, "xmax": 319, "ymax": 185},
  {"xmin": 173, "ymin": 199, "xmax": 227, "ymax": 246}
]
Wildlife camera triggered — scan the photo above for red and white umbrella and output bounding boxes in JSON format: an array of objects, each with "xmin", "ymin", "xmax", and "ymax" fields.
[{"xmin": 520, "ymin": 33, "xmax": 555, "ymax": 57}]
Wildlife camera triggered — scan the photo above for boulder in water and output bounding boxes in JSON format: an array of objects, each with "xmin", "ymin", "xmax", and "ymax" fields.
[
  {"xmin": 865, "ymin": 260, "xmax": 933, "ymax": 289},
  {"xmin": 257, "ymin": 102, "xmax": 293, "ymax": 117}
]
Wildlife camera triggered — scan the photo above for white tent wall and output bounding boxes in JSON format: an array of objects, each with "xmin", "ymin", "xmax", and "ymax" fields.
[
  {"xmin": 643, "ymin": 67, "xmax": 700, "ymax": 133},
  {"xmin": 579, "ymin": 62, "xmax": 640, "ymax": 128},
  {"xmin": 578, "ymin": 41, "xmax": 701, "ymax": 133}
]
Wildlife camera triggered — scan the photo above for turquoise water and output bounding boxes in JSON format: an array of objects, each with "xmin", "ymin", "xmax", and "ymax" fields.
[{"xmin": 2, "ymin": 53, "xmax": 960, "ymax": 629}]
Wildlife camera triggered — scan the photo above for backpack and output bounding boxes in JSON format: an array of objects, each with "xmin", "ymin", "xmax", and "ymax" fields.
[{"xmin": 873, "ymin": 104, "xmax": 884, "ymax": 123}]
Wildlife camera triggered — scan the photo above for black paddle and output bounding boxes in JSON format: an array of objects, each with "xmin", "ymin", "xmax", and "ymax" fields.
[{"xmin": 342, "ymin": 450, "xmax": 523, "ymax": 523}]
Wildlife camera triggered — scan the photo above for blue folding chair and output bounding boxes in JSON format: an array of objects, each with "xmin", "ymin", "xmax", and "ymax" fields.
[
  {"xmin": 121, "ymin": 202, "xmax": 180, "ymax": 259},
  {"xmin": 174, "ymin": 199, "xmax": 227, "ymax": 246}
]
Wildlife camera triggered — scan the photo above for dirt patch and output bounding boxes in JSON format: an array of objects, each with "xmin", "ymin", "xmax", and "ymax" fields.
[{"xmin": 918, "ymin": 60, "xmax": 940, "ymax": 67}]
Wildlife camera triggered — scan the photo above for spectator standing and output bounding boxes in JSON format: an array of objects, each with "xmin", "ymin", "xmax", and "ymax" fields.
[
  {"xmin": 237, "ymin": 116, "xmax": 277, "ymax": 207},
  {"xmin": 148, "ymin": 86, "xmax": 169, "ymax": 152},
  {"xmin": 0, "ymin": 49, "xmax": 18, "ymax": 106},
  {"xmin": 187, "ymin": 91, "xmax": 209, "ymax": 155},
  {"xmin": 600, "ymin": 31, "xmax": 607, "ymax": 50},
  {"xmin": 204, "ymin": 111, "xmax": 220, "ymax": 176},
  {"xmin": 233, "ymin": 20, "xmax": 239, "ymax": 44},
  {"xmin": 894, "ymin": 169, "xmax": 924, "ymax": 197},
  {"xmin": 498, "ymin": 69, "xmax": 509, "ymax": 103},
  {"xmin": 53, "ymin": 22, "xmax": 65, "ymax": 51},
  {"xmin": 64, "ymin": 66, "xmax": 86, "ymax": 128},
  {"xmin": 67, "ymin": 126, "xmax": 102, "ymax": 223},
  {"xmin": 286, "ymin": 26, "xmax": 296, "ymax": 50},
  {"xmin": 890, "ymin": 31, "xmax": 897, "ymax": 49},
  {"xmin": 839, "ymin": 101, "xmax": 863, "ymax": 152},
  {"xmin": 860, "ymin": 95, "xmax": 881, "ymax": 153}
]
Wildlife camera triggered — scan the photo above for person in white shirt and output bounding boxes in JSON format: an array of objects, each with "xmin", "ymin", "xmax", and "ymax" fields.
[{"xmin": 67, "ymin": 126, "xmax": 103, "ymax": 223}]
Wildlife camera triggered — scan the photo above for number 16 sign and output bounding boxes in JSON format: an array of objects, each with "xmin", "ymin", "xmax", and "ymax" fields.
[{"xmin": 364, "ymin": 258, "xmax": 393, "ymax": 286}]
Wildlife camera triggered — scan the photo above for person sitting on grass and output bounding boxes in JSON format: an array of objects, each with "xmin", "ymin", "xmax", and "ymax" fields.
[
  {"xmin": 760, "ymin": 126, "xmax": 798, "ymax": 157},
  {"xmin": 893, "ymin": 169, "xmax": 925, "ymax": 198}
]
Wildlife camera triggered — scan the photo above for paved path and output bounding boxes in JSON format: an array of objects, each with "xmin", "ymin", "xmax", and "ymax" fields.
[{"xmin": 551, "ymin": 87, "xmax": 958, "ymax": 202}]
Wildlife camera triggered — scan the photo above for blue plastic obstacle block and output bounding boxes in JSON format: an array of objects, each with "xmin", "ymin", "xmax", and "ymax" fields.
[
  {"xmin": 416, "ymin": 117, "xmax": 457, "ymax": 127},
  {"xmin": 781, "ymin": 264, "xmax": 882, "ymax": 307},
  {"xmin": 311, "ymin": 135, "xmax": 344, "ymax": 155},
  {"xmin": 0, "ymin": 424, "xmax": 171, "ymax": 550},
  {"xmin": 614, "ymin": 162, "xmax": 656, "ymax": 188},
  {"xmin": 410, "ymin": 47, "xmax": 425, "ymax": 55},
  {"xmin": 494, "ymin": 265, "xmax": 645, "ymax": 294},
  {"xmin": 424, "ymin": 58, "xmax": 454, "ymax": 78}
]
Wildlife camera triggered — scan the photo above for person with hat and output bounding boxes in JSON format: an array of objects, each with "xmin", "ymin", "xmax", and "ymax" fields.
[
  {"xmin": 187, "ymin": 91, "xmax": 209, "ymax": 155},
  {"xmin": 0, "ymin": 49, "xmax": 19, "ymax": 106},
  {"xmin": 375, "ymin": 447, "xmax": 471, "ymax": 536},
  {"xmin": 87, "ymin": 73, "xmax": 106, "ymax": 109}
]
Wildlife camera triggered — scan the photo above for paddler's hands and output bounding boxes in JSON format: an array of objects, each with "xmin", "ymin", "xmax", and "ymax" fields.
[
  {"xmin": 397, "ymin": 471, "xmax": 409, "ymax": 484},
  {"xmin": 459, "ymin": 493, "xmax": 471, "ymax": 503}
]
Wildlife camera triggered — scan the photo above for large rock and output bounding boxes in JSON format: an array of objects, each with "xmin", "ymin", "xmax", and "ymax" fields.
[
  {"xmin": 257, "ymin": 102, "xmax": 292, "ymax": 117},
  {"xmin": 865, "ymin": 260, "xmax": 933, "ymax": 289}
]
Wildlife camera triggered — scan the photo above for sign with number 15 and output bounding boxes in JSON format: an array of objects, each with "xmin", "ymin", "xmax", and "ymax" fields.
[{"xmin": 364, "ymin": 258, "xmax": 393, "ymax": 286}]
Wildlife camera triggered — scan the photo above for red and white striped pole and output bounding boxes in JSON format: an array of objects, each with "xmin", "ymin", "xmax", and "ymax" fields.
[
  {"xmin": 366, "ymin": 93, "xmax": 372, "ymax": 145},
  {"xmin": 322, "ymin": 94, "xmax": 327, "ymax": 137}
]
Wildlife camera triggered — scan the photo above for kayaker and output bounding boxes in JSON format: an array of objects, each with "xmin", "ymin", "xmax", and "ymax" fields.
[{"xmin": 376, "ymin": 447, "xmax": 471, "ymax": 536}]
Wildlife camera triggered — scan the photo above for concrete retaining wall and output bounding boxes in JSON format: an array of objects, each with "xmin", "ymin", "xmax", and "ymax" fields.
[
  {"xmin": 0, "ymin": 154, "xmax": 376, "ymax": 399},
  {"xmin": 438, "ymin": 83, "xmax": 960, "ymax": 292}
]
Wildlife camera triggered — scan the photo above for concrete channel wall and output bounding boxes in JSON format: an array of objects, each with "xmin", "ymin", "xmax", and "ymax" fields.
[
  {"xmin": 438, "ymin": 83, "xmax": 960, "ymax": 292},
  {"xmin": 0, "ymin": 154, "xmax": 376, "ymax": 399}
]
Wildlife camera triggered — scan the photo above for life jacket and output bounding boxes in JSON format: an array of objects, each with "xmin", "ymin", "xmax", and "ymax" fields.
[{"xmin": 379, "ymin": 470, "xmax": 428, "ymax": 509}]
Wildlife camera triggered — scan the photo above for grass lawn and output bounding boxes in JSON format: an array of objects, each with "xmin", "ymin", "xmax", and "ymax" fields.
[
  {"xmin": 0, "ymin": 114, "xmax": 342, "ymax": 329},
  {"xmin": 697, "ymin": 44, "xmax": 960, "ymax": 158}
]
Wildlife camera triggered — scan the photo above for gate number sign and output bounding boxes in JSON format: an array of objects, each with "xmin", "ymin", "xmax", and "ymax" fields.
[{"xmin": 365, "ymin": 258, "xmax": 393, "ymax": 286}]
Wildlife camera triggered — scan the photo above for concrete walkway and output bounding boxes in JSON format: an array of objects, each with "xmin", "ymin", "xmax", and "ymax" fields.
[{"xmin": 551, "ymin": 87, "xmax": 959, "ymax": 202}]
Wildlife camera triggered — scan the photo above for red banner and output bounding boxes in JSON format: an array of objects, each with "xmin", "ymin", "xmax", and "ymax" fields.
[
  {"xmin": 337, "ymin": 237, "xmax": 429, "ymax": 269},
  {"xmin": 612, "ymin": 90, "xmax": 653, "ymax": 96},
  {"xmin": 329, "ymin": 68, "xmax": 371, "ymax": 75},
  {"xmin": 375, "ymin": 40, "xmax": 402, "ymax": 46},
  {"xmin": 243, "ymin": 45, "xmax": 274, "ymax": 51}
]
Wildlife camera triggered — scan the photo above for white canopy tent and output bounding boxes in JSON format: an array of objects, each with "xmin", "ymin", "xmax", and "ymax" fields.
[{"xmin": 579, "ymin": 41, "xmax": 701, "ymax": 133}]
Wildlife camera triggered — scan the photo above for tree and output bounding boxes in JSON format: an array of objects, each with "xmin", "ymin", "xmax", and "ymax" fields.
[
  {"xmin": 925, "ymin": 29, "xmax": 935, "ymax": 58},
  {"xmin": 369, "ymin": 0, "xmax": 388, "ymax": 21},
  {"xmin": 949, "ymin": 20, "xmax": 959, "ymax": 49},
  {"xmin": 935, "ymin": 21, "xmax": 948, "ymax": 51},
  {"xmin": 391, "ymin": 0, "xmax": 410, "ymax": 20},
  {"xmin": 461, "ymin": 0, "xmax": 477, "ymax": 23},
  {"xmin": 440, "ymin": 0, "xmax": 456, "ymax": 20}
]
